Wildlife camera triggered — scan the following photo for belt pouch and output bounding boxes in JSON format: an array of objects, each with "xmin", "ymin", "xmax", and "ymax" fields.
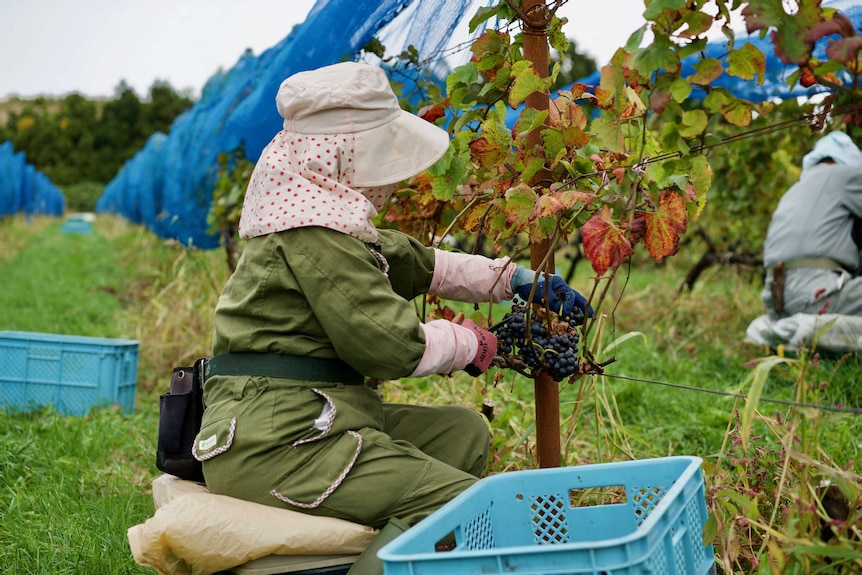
[{"xmin": 156, "ymin": 358, "xmax": 206, "ymax": 482}]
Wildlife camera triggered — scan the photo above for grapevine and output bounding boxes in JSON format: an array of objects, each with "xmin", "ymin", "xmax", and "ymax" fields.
[{"xmin": 491, "ymin": 302, "xmax": 583, "ymax": 382}]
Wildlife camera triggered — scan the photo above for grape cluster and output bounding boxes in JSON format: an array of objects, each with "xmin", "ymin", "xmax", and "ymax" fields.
[{"xmin": 492, "ymin": 304, "xmax": 581, "ymax": 381}]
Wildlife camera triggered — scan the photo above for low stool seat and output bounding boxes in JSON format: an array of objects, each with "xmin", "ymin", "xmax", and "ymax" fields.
[{"xmin": 128, "ymin": 474, "xmax": 374, "ymax": 575}]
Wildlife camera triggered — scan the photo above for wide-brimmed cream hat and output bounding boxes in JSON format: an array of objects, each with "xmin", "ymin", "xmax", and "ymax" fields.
[{"xmin": 275, "ymin": 62, "xmax": 450, "ymax": 187}]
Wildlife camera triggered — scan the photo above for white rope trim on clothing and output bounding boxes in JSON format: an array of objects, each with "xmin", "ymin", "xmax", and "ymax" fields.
[
  {"xmin": 367, "ymin": 246, "xmax": 390, "ymax": 277},
  {"xmin": 192, "ymin": 417, "xmax": 237, "ymax": 462},
  {"xmin": 292, "ymin": 388, "xmax": 336, "ymax": 447},
  {"xmin": 270, "ymin": 430, "xmax": 363, "ymax": 509}
]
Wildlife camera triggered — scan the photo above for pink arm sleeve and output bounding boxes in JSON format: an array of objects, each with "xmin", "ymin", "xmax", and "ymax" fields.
[
  {"xmin": 428, "ymin": 250, "xmax": 517, "ymax": 303},
  {"xmin": 408, "ymin": 320, "xmax": 478, "ymax": 377}
]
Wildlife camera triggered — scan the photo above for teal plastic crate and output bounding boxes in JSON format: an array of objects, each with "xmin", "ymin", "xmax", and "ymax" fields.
[
  {"xmin": 380, "ymin": 456, "xmax": 715, "ymax": 575},
  {"xmin": 0, "ymin": 331, "xmax": 139, "ymax": 416}
]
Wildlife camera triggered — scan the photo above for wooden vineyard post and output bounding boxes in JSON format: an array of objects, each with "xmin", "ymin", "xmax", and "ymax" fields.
[{"xmin": 521, "ymin": 0, "xmax": 560, "ymax": 469}]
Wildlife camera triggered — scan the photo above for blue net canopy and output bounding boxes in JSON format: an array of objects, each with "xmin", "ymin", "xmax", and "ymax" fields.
[
  {"xmin": 97, "ymin": 0, "xmax": 487, "ymax": 248},
  {"xmin": 0, "ymin": 141, "xmax": 65, "ymax": 219},
  {"xmin": 97, "ymin": 0, "xmax": 862, "ymax": 249}
]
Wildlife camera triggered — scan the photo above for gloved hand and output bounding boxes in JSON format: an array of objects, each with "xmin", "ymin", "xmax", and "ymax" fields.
[
  {"xmin": 511, "ymin": 266, "xmax": 592, "ymax": 321},
  {"xmin": 461, "ymin": 319, "xmax": 497, "ymax": 376}
]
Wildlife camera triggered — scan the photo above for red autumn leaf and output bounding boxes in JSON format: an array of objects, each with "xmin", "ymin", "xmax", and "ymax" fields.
[
  {"xmin": 580, "ymin": 206, "xmax": 633, "ymax": 275},
  {"xmin": 640, "ymin": 191, "xmax": 688, "ymax": 262},
  {"xmin": 629, "ymin": 216, "xmax": 646, "ymax": 243},
  {"xmin": 805, "ymin": 12, "xmax": 856, "ymax": 42},
  {"xmin": 418, "ymin": 100, "xmax": 449, "ymax": 123},
  {"xmin": 826, "ymin": 36, "xmax": 862, "ymax": 64},
  {"xmin": 569, "ymin": 83, "xmax": 593, "ymax": 100},
  {"xmin": 800, "ymin": 67, "xmax": 817, "ymax": 87}
]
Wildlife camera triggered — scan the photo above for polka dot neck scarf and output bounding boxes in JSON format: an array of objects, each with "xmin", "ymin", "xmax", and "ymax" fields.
[{"xmin": 238, "ymin": 131, "xmax": 396, "ymax": 243}]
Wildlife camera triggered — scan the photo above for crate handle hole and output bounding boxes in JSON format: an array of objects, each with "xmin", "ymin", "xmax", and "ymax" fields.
[
  {"xmin": 434, "ymin": 531, "xmax": 457, "ymax": 553},
  {"xmin": 568, "ymin": 484, "xmax": 627, "ymax": 508}
]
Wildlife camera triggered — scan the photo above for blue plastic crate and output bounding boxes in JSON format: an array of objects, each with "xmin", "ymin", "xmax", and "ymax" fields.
[
  {"xmin": 0, "ymin": 331, "xmax": 139, "ymax": 416},
  {"xmin": 380, "ymin": 456, "xmax": 715, "ymax": 575}
]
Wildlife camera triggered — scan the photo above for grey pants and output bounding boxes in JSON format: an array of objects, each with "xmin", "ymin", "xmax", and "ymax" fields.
[{"xmin": 762, "ymin": 268, "xmax": 862, "ymax": 320}]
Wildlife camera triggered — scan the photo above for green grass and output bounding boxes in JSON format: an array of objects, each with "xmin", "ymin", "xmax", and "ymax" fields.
[{"xmin": 0, "ymin": 215, "xmax": 859, "ymax": 574}]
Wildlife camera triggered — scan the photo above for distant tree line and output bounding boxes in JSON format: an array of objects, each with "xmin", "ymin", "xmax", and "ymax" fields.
[{"xmin": 0, "ymin": 81, "xmax": 193, "ymax": 188}]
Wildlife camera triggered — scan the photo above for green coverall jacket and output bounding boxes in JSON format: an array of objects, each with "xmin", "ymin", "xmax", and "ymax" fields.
[{"xmin": 194, "ymin": 225, "xmax": 489, "ymax": 529}]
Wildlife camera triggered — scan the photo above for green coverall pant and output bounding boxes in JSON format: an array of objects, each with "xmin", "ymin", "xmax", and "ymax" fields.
[{"xmin": 198, "ymin": 374, "xmax": 489, "ymax": 529}]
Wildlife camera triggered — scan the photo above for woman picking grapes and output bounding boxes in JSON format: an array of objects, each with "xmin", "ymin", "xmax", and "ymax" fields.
[{"xmin": 193, "ymin": 62, "xmax": 589, "ymax": 575}]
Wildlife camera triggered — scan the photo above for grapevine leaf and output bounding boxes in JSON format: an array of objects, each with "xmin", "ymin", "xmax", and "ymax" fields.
[
  {"xmin": 643, "ymin": 0, "xmax": 686, "ymax": 20},
  {"xmin": 742, "ymin": 0, "xmax": 822, "ymax": 66},
  {"xmin": 680, "ymin": 10, "xmax": 715, "ymax": 37},
  {"xmin": 535, "ymin": 193, "xmax": 565, "ymax": 218},
  {"xmin": 519, "ymin": 155, "xmax": 546, "ymax": 186},
  {"xmin": 677, "ymin": 37, "xmax": 709, "ymax": 59},
  {"xmin": 670, "ymin": 77, "xmax": 693, "ymax": 103},
  {"xmin": 514, "ymin": 107, "xmax": 549, "ymax": 139},
  {"xmin": 727, "ymin": 43, "xmax": 766, "ymax": 82},
  {"xmin": 720, "ymin": 97, "xmax": 753, "ymax": 127},
  {"xmin": 581, "ymin": 206, "xmax": 633, "ymax": 275},
  {"xmin": 504, "ymin": 183, "xmax": 539, "ymax": 230},
  {"xmin": 649, "ymin": 83, "xmax": 673, "ymax": 114},
  {"xmin": 469, "ymin": 136, "xmax": 507, "ymax": 170},
  {"xmin": 805, "ymin": 12, "xmax": 856, "ymax": 42},
  {"xmin": 625, "ymin": 24, "xmax": 648, "ymax": 53},
  {"xmin": 468, "ymin": 5, "xmax": 501, "ymax": 33},
  {"xmin": 431, "ymin": 176, "xmax": 457, "ymax": 201},
  {"xmin": 705, "ymin": 89, "xmax": 753, "ymax": 127},
  {"xmin": 556, "ymin": 190, "xmax": 597, "ymax": 210},
  {"xmin": 621, "ymin": 86, "xmax": 646, "ymax": 119},
  {"xmin": 509, "ymin": 64, "xmax": 546, "ymax": 108},
  {"xmin": 449, "ymin": 62, "xmax": 479, "ymax": 88},
  {"xmin": 687, "ymin": 155, "xmax": 712, "ymax": 218},
  {"xmin": 825, "ymin": 36, "xmax": 862, "ymax": 64},
  {"xmin": 471, "ymin": 29, "xmax": 509, "ymax": 58},
  {"xmin": 640, "ymin": 191, "xmax": 687, "ymax": 262},
  {"xmin": 631, "ymin": 36, "xmax": 680, "ymax": 77},
  {"xmin": 679, "ymin": 109, "xmax": 708, "ymax": 138},
  {"xmin": 542, "ymin": 129, "xmax": 565, "ymax": 161},
  {"xmin": 591, "ymin": 115, "xmax": 626, "ymax": 153},
  {"xmin": 418, "ymin": 100, "xmax": 449, "ymax": 123},
  {"xmin": 534, "ymin": 213, "xmax": 558, "ymax": 240},
  {"xmin": 595, "ymin": 65, "xmax": 625, "ymax": 109},
  {"xmin": 688, "ymin": 58, "xmax": 724, "ymax": 86}
]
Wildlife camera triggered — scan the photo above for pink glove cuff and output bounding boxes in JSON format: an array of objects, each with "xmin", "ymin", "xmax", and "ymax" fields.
[
  {"xmin": 429, "ymin": 250, "xmax": 517, "ymax": 303},
  {"xmin": 409, "ymin": 320, "xmax": 476, "ymax": 377}
]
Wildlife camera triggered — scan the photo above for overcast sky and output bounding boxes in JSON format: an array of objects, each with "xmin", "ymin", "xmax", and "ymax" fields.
[{"xmin": 0, "ymin": 0, "xmax": 649, "ymax": 100}]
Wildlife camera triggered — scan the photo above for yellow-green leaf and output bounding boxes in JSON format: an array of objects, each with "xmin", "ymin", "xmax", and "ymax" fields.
[
  {"xmin": 590, "ymin": 115, "xmax": 625, "ymax": 153},
  {"xmin": 727, "ymin": 43, "xmax": 766, "ymax": 83},
  {"xmin": 679, "ymin": 109, "xmax": 708, "ymax": 138},
  {"xmin": 508, "ymin": 65, "xmax": 545, "ymax": 108}
]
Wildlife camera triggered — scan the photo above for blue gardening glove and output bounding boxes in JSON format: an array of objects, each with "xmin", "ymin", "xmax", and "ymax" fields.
[{"xmin": 511, "ymin": 266, "xmax": 592, "ymax": 321}]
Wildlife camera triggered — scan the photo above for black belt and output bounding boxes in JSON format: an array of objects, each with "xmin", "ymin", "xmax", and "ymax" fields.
[{"xmin": 206, "ymin": 352, "xmax": 364, "ymax": 385}]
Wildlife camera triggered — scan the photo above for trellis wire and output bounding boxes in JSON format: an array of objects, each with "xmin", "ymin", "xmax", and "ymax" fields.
[{"xmin": 603, "ymin": 372, "xmax": 862, "ymax": 415}]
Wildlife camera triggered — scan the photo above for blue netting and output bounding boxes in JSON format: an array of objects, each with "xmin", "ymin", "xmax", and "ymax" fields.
[
  {"xmin": 97, "ymin": 0, "xmax": 488, "ymax": 248},
  {"xmin": 0, "ymin": 141, "xmax": 65, "ymax": 219},
  {"xmin": 97, "ymin": 0, "xmax": 861, "ymax": 248}
]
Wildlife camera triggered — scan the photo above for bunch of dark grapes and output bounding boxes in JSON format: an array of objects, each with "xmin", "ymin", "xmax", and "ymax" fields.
[{"xmin": 492, "ymin": 304, "xmax": 581, "ymax": 381}]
